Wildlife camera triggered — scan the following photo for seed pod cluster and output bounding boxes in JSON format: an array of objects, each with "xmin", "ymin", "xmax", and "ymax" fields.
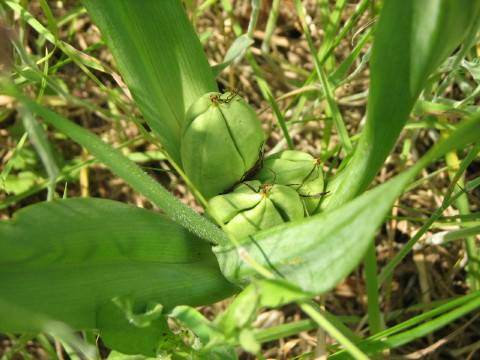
[
  {"xmin": 181, "ymin": 92, "xmax": 265, "ymax": 199},
  {"xmin": 255, "ymin": 150, "xmax": 324, "ymax": 214},
  {"xmin": 208, "ymin": 180, "xmax": 304, "ymax": 239},
  {"xmin": 182, "ymin": 92, "xmax": 324, "ymax": 239}
]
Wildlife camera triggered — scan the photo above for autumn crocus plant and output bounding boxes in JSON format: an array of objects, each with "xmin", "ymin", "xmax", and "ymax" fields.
[{"xmin": 1, "ymin": 0, "xmax": 480, "ymax": 358}]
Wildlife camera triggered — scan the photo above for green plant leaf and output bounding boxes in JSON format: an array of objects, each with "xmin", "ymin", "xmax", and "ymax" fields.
[
  {"xmin": 0, "ymin": 297, "xmax": 97, "ymax": 359},
  {"xmin": 212, "ymin": 34, "xmax": 254, "ymax": 75},
  {"xmin": 215, "ymin": 113, "xmax": 480, "ymax": 294},
  {"xmin": 82, "ymin": 0, "xmax": 217, "ymax": 165},
  {"xmin": 325, "ymin": 0, "xmax": 480, "ymax": 209},
  {"xmin": 0, "ymin": 198, "xmax": 236, "ymax": 333},
  {"xmin": 107, "ymin": 351, "xmax": 154, "ymax": 360},
  {"xmin": 97, "ymin": 301, "xmax": 179, "ymax": 357}
]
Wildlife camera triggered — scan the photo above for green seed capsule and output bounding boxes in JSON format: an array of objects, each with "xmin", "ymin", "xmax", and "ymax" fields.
[
  {"xmin": 181, "ymin": 92, "xmax": 265, "ymax": 199},
  {"xmin": 208, "ymin": 180, "xmax": 304, "ymax": 239},
  {"xmin": 255, "ymin": 150, "xmax": 324, "ymax": 214}
]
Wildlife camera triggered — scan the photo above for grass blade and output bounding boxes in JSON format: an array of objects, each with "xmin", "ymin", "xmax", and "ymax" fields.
[{"xmin": 0, "ymin": 198, "xmax": 235, "ymax": 332}]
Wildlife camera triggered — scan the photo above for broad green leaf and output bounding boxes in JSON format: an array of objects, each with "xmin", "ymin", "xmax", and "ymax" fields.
[
  {"xmin": 0, "ymin": 198, "xmax": 236, "ymax": 333},
  {"xmin": 83, "ymin": 0, "xmax": 217, "ymax": 165},
  {"xmin": 325, "ymin": 0, "xmax": 480, "ymax": 209},
  {"xmin": 215, "ymin": 114, "xmax": 480, "ymax": 294}
]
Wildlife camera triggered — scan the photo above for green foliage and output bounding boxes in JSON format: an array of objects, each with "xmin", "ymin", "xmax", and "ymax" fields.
[
  {"xmin": 2, "ymin": 0, "xmax": 480, "ymax": 358},
  {"xmin": 82, "ymin": 0, "xmax": 217, "ymax": 165},
  {"xmin": 0, "ymin": 198, "xmax": 236, "ymax": 334}
]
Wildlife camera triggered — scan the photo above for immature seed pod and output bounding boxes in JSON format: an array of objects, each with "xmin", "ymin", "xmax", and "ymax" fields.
[
  {"xmin": 208, "ymin": 180, "xmax": 304, "ymax": 239},
  {"xmin": 181, "ymin": 92, "xmax": 265, "ymax": 199},
  {"xmin": 254, "ymin": 150, "xmax": 324, "ymax": 214}
]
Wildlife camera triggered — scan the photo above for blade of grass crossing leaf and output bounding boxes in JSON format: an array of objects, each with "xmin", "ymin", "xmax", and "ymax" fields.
[
  {"xmin": 38, "ymin": 0, "xmax": 59, "ymax": 39},
  {"xmin": 11, "ymin": 90, "xmax": 228, "ymax": 246},
  {"xmin": 246, "ymin": 0, "xmax": 260, "ymax": 38},
  {"xmin": 6, "ymin": 1, "xmax": 55, "ymax": 43}
]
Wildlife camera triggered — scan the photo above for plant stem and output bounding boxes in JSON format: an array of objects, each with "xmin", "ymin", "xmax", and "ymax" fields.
[
  {"xmin": 442, "ymin": 131, "xmax": 480, "ymax": 291},
  {"xmin": 364, "ymin": 243, "xmax": 383, "ymax": 334},
  {"xmin": 300, "ymin": 302, "xmax": 368, "ymax": 360}
]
